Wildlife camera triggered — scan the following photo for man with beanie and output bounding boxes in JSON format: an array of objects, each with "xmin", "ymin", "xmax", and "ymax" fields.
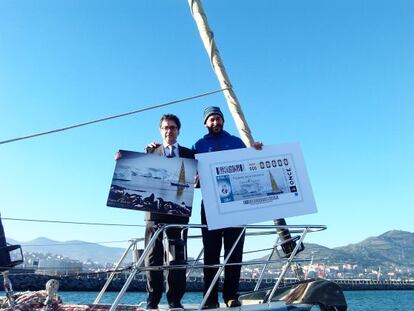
[{"xmin": 193, "ymin": 106, "xmax": 262, "ymax": 309}]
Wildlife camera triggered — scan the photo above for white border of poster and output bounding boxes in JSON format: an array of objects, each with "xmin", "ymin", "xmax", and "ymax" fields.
[{"xmin": 195, "ymin": 142, "xmax": 317, "ymax": 230}]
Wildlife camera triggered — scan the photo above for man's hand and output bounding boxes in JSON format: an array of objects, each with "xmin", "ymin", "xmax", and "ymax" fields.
[
  {"xmin": 145, "ymin": 142, "xmax": 161, "ymax": 151},
  {"xmin": 253, "ymin": 141, "xmax": 263, "ymax": 150},
  {"xmin": 114, "ymin": 151, "xmax": 122, "ymax": 160}
]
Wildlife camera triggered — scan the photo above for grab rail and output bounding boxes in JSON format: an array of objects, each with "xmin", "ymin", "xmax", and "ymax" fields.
[{"xmin": 93, "ymin": 223, "xmax": 326, "ymax": 310}]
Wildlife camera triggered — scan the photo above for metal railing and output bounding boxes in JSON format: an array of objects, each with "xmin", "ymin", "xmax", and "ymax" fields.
[{"xmin": 92, "ymin": 223, "xmax": 326, "ymax": 311}]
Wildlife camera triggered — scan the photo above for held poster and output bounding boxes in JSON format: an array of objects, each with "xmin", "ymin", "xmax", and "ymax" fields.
[
  {"xmin": 195, "ymin": 142, "xmax": 317, "ymax": 230},
  {"xmin": 107, "ymin": 150, "xmax": 197, "ymax": 217}
]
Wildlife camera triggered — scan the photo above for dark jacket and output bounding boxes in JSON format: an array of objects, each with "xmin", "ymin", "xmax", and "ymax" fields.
[
  {"xmin": 144, "ymin": 144, "xmax": 195, "ymax": 223},
  {"xmin": 193, "ymin": 130, "xmax": 246, "ymax": 154}
]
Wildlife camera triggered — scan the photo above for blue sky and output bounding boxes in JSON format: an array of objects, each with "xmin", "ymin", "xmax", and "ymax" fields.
[{"xmin": 1, "ymin": 0, "xmax": 413, "ymax": 257}]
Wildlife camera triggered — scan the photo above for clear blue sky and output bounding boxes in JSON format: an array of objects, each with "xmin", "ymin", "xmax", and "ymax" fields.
[{"xmin": 1, "ymin": 0, "xmax": 413, "ymax": 257}]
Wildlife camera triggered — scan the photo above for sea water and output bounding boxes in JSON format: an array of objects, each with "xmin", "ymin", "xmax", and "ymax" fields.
[{"xmin": 54, "ymin": 290, "xmax": 414, "ymax": 310}]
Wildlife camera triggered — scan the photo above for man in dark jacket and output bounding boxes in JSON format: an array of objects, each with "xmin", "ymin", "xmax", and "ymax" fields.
[
  {"xmin": 127, "ymin": 114, "xmax": 194, "ymax": 309},
  {"xmin": 193, "ymin": 107, "xmax": 262, "ymax": 309}
]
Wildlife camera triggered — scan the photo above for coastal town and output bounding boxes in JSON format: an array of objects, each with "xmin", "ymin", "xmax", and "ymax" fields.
[{"xmin": 6, "ymin": 247, "xmax": 413, "ymax": 292}]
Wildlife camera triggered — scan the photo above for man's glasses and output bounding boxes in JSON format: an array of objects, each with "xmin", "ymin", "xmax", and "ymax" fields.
[{"xmin": 161, "ymin": 126, "xmax": 178, "ymax": 131}]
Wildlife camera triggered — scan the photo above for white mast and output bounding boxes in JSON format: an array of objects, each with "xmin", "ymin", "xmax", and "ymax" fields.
[{"xmin": 187, "ymin": 0, "xmax": 255, "ymax": 147}]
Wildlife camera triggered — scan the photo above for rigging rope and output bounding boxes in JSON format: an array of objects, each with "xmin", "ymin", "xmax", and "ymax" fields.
[
  {"xmin": 188, "ymin": 0, "xmax": 254, "ymax": 146},
  {"xmin": 0, "ymin": 87, "xmax": 228, "ymax": 145}
]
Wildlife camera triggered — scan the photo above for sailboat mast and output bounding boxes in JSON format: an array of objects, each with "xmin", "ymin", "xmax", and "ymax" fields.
[
  {"xmin": 187, "ymin": 0, "xmax": 302, "ymax": 264},
  {"xmin": 187, "ymin": 0, "xmax": 254, "ymax": 147}
]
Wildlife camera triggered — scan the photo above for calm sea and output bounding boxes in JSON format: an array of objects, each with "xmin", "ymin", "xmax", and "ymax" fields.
[{"xmin": 51, "ymin": 290, "xmax": 413, "ymax": 310}]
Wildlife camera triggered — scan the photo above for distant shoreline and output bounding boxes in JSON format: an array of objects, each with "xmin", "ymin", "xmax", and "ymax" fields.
[{"xmin": 3, "ymin": 273, "xmax": 414, "ymax": 292}]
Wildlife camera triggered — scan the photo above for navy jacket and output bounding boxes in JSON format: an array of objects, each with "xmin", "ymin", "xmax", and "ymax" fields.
[{"xmin": 193, "ymin": 130, "xmax": 246, "ymax": 154}]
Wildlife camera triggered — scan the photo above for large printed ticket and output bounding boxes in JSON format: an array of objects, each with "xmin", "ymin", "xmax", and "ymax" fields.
[{"xmin": 196, "ymin": 142, "xmax": 317, "ymax": 230}]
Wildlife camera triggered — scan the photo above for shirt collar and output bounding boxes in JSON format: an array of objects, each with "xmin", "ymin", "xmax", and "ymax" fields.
[{"xmin": 163, "ymin": 142, "xmax": 178, "ymax": 149}]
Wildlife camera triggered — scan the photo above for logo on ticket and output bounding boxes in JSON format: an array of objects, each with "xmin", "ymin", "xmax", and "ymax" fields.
[{"xmin": 216, "ymin": 175, "xmax": 234, "ymax": 203}]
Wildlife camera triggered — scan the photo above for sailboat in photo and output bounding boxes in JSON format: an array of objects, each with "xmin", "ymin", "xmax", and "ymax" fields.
[
  {"xmin": 267, "ymin": 171, "xmax": 283, "ymax": 195},
  {"xmin": 170, "ymin": 161, "xmax": 190, "ymax": 188}
]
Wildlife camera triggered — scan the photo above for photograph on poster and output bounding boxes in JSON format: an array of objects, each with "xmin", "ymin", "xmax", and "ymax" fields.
[
  {"xmin": 107, "ymin": 150, "xmax": 197, "ymax": 217},
  {"xmin": 196, "ymin": 143, "xmax": 317, "ymax": 230}
]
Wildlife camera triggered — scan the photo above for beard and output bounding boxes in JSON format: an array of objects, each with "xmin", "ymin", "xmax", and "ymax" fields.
[{"xmin": 207, "ymin": 124, "xmax": 223, "ymax": 135}]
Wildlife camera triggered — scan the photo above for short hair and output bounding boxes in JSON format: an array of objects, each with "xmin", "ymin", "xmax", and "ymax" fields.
[{"xmin": 159, "ymin": 114, "xmax": 181, "ymax": 130}]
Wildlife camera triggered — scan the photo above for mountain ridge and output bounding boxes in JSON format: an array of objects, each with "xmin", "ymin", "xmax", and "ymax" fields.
[{"xmin": 8, "ymin": 229, "xmax": 414, "ymax": 268}]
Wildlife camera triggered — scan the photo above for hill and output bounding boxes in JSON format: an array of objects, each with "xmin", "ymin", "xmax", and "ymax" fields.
[
  {"xmin": 333, "ymin": 230, "xmax": 414, "ymax": 267},
  {"xmin": 8, "ymin": 230, "xmax": 414, "ymax": 268},
  {"xmin": 7, "ymin": 237, "xmax": 129, "ymax": 264},
  {"xmin": 256, "ymin": 230, "xmax": 414, "ymax": 269}
]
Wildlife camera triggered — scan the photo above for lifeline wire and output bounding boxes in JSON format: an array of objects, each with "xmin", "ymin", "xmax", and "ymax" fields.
[
  {"xmin": 18, "ymin": 240, "xmax": 131, "ymax": 247},
  {"xmin": 0, "ymin": 87, "xmax": 228, "ymax": 145},
  {"xmin": 2, "ymin": 217, "xmax": 145, "ymax": 227}
]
